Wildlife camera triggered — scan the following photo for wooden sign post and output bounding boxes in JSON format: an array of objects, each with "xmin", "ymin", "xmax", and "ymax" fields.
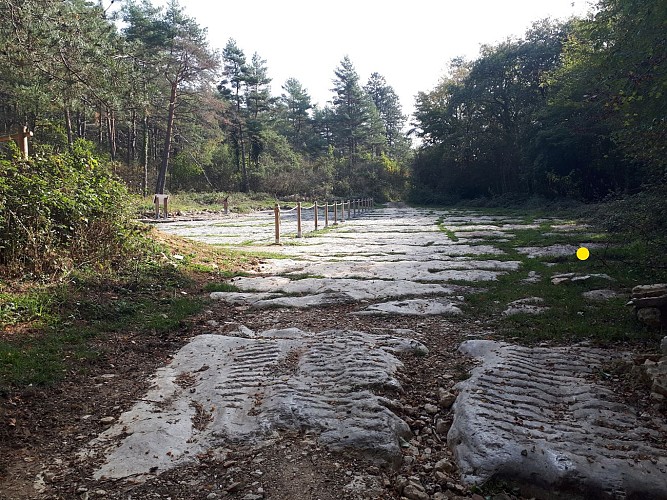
[
  {"xmin": 0, "ymin": 126, "xmax": 33, "ymax": 160},
  {"xmin": 153, "ymin": 194, "xmax": 169, "ymax": 219}
]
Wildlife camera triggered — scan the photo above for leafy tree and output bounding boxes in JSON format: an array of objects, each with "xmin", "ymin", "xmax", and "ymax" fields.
[
  {"xmin": 547, "ymin": 0, "xmax": 666, "ymax": 184},
  {"xmin": 412, "ymin": 21, "xmax": 575, "ymax": 199}
]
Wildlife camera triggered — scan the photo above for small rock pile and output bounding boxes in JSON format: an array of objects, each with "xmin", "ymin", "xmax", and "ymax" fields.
[{"xmin": 627, "ymin": 283, "xmax": 667, "ymax": 328}]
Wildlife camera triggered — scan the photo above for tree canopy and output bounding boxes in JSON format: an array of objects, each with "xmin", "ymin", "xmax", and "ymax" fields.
[
  {"xmin": 1, "ymin": 0, "xmax": 663, "ymax": 205},
  {"xmin": 411, "ymin": 0, "xmax": 665, "ymax": 203},
  {"xmin": 0, "ymin": 1, "xmax": 411, "ymax": 201}
]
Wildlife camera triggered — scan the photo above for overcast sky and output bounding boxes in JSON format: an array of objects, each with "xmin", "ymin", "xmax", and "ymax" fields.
[{"xmin": 135, "ymin": 0, "xmax": 594, "ymax": 120}]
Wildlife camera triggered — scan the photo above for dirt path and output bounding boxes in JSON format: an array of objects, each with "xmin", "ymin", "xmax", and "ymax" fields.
[{"xmin": 2, "ymin": 205, "xmax": 665, "ymax": 499}]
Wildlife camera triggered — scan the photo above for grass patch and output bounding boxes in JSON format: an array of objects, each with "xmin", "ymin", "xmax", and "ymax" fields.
[
  {"xmin": 280, "ymin": 273, "xmax": 326, "ymax": 280},
  {"xmin": 204, "ymin": 282, "xmax": 241, "ymax": 293},
  {"xmin": 436, "ymin": 216, "xmax": 460, "ymax": 242},
  {"xmin": 455, "ymin": 223, "xmax": 666, "ymax": 344},
  {"xmin": 0, "ymin": 228, "xmax": 259, "ymax": 391}
]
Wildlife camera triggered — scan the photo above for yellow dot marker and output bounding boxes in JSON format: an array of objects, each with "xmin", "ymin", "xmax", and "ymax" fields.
[{"xmin": 576, "ymin": 247, "xmax": 590, "ymax": 261}]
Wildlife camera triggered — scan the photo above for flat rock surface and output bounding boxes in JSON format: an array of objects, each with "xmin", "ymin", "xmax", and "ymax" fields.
[
  {"xmin": 582, "ymin": 289, "xmax": 621, "ymax": 301},
  {"xmin": 227, "ymin": 276, "xmax": 464, "ymax": 301},
  {"xmin": 502, "ymin": 297, "xmax": 549, "ymax": 316},
  {"xmin": 517, "ymin": 243, "xmax": 602, "ymax": 259},
  {"xmin": 67, "ymin": 206, "xmax": 662, "ymax": 499},
  {"xmin": 85, "ymin": 328, "xmax": 425, "ymax": 480},
  {"xmin": 449, "ymin": 340, "xmax": 667, "ymax": 498},
  {"xmin": 355, "ymin": 298, "xmax": 463, "ymax": 316}
]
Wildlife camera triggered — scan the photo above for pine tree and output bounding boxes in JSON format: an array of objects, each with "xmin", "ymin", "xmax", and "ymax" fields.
[
  {"xmin": 330, "ymin": 56, "xmax": 372, "ymax": 168},
  {"xmin": 218, "ymin": 39, "xmax": 250, "ymax": 192},
  {"xmin": 280, "ymin": 78, "xmax": 312, "ymax": 150},
  {"xmin": 364, "ymin": 73, "xmax": 407, "ymax": 155}
]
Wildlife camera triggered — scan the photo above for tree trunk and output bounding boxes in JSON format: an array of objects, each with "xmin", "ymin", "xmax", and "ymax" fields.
[
  {"xmin": 142, "ymin": 112, "xmax": 149, "ymax": 197},
  {"xmin": 64, "ymin": 106, "xmax": 73, "ymax": 146},
  {"xmin": 77, "ymin": 110, "xmax": 86, "ymax": 139},
  {"xmin": 156, "ymin": 80, "xmax": 178, "ymax": 195},
  {"xmin": 239, "ymin": 120, "xmax": 249, "ymax": 193},
  {"xmin": 127, "ymin": 110, "xmax": 137, "ymax": 166},
  {"xmin": 98, "ymin": 106, "xmax": 103, "ymax": 146},
  {"xmin": 106, "ymin": 109, "xmax": 116, "ymax": 161}
]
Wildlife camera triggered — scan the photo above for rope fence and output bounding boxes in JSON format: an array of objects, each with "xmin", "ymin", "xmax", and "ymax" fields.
[{"xmin": 273, "ymin": 198, "xmax": 374, "ymax": 245}]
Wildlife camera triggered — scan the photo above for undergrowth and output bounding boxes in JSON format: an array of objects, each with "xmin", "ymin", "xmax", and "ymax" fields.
[{"xmin": 0, "ymin": 146, "xmax": 260, "ymax": 391}]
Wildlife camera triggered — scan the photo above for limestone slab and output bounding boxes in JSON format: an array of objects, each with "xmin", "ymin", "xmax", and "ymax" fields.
[
  {"xmin": 255, "ymin": 259, "xmax": 517, "ymax": 282},
  {"xmin": 517, "ymin": 243, "xmax": 602, "ymax": 259},
  {"xmin": 502, "ymin": 297, "xmax": 549, "ymax": 316},
  {"xmin": 84, "ymin": 329, "xmax": 423, "ymax": 480},
  {"xmin": 582, "ymin": 289, "xmax": 621, "ymax": 301},
  {"xmin": 252, "ymin": 292, "xmax": 356, "ymax": 309},
  {"xmin": 355, "ymin": 299, "xmax": 462, "ymax": 316},
  {"xmin": 229, "ymin": 277, "xmax": 461, "ymax": 301},
  {"xmin": 448, "ymin": 340, "xmax": 667, "ymax": 498}
]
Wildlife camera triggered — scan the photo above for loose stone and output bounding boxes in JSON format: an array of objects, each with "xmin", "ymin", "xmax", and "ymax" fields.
[{"xmin": 423, "ymin": 403, "xmax": 439, "ymax": 415}]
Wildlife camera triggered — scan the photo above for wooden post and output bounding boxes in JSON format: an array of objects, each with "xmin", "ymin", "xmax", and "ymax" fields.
[
  {"xmin": 274, "ymin": 203, "xmax": 281, "ymax": 245},
  {"xmin": 314, "ymin": 201, "xmax": 319, "ymax": 231},
  {"xmin": 333, "ymin": 201, "xmax": 338, "ymax": 225},
  {"xmin": 153, "ymin": 194, "xmax": 169, "ymax": 219},
  {"xmin": 0, "ymin": 126, "xmax": 33, "ymax": 160},
  {"xmin": 223, "ymin": 196, "xmax": 229, "ymax": 215},
  {"xmin": 347, "ymin": 199, "xmax": 351, "ymax": 220},
  {"xmin": 340, "ymin": 200, "xmax": 345, "ymax": 223},
  {"xmin": 18, "ymin": 126, "xmax": 31, "ymax": 160},
  {"xmin": 297, "ymin": 201, "xmax": 302, "ymax": 238},
  {"xmin": 325, "ymin": 202, "xmax": 329, "ymax": 227}
]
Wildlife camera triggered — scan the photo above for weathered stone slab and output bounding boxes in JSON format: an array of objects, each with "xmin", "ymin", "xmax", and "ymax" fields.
[
  {"xmin": 517, "ymin": 244, "xmax": 601, "ymax": 259},
  {"xmin": 520, "ymin": 270, "xmax": 541, "ymax": 284},
  {"xmin": 502, "ymin": 297, "xmax": 549, "ymax": 316},
  {"xmin": 209, "ymin": 291, "xmax": 281, "ymax": 304},
  {"xmin": 84, "ymin": 329, "xmax": 423, "ymax": 480},
  {"xmin": 448, "ymin": 340, "xmax": 667, "ymax": 498},
  {"xmin": 582, "ymin": 289, "xmax": 621, "ymax": 301},
  {"xmin": 255, "ymin": 259, "xmax": 517, "ymax": 282},
  {"xmin": 551, "ymin": 272, "xmax": 613, "ymax": 285},
  {"xmin": 228, "ymin": 277, "xmax": 462, "ymax": 301},
  {"xmin": 253, "ymin": 292, "xmax": 356, "ymax": 309},
  {"xmin": 355, "ymin": 298, "xmax": 463, "ymax": 316}
]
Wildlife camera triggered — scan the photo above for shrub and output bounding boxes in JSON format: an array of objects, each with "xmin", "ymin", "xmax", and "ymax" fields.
[
  {"xmin": 589, "ymin": 184, "xmax": 667, "ymax": 267},
  {"xmin": 0, "ymin": 139, "xmax": 134, "ymax": 277}
]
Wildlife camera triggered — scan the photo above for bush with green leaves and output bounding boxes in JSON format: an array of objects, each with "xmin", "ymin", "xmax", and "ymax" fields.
[{"xmin": 0, "ymin": 139, "xmax": 134, "ymax": 276}]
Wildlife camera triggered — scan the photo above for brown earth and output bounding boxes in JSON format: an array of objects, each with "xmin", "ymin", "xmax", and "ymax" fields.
[{"xmin": 1, "ymin": 273, "xmax": 663, "ymax": 500}]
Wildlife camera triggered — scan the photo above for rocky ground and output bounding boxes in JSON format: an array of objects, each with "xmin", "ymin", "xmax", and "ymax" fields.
[{"xmin": 1, "ymin": 205, "xmax": 665, "ymax": 500}]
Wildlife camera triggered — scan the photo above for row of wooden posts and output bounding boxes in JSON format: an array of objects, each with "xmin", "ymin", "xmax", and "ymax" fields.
[{"xmin": 273, "ymin": 198, "xmax": 374, "ymax": 245}]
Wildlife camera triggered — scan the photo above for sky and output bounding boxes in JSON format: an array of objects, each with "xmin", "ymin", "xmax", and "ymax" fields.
[{"xmin": 120, "ymin": 0, "xmax": 594, "ymax": 121}]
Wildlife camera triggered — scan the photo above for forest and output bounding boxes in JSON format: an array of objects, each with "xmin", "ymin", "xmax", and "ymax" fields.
[
  {"xmin": 0, "ymin": 0, "xmax": 665, "ymax": 265},
  {"xmin": 0, "ymin": 0, "xmax": 411, "ymax": 202},
  {"xmin": 0, "ymin": 0, "xmax": 664, "ymax": 205},
  {"xmin": 412, "ymin": 0, "xmax": 665, "ymax": 204}
]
